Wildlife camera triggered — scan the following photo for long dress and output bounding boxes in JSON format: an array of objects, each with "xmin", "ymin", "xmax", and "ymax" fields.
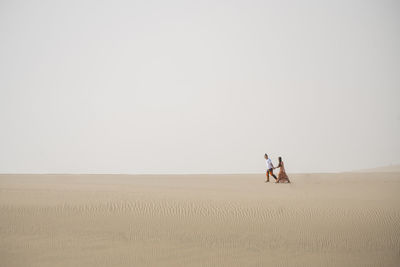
[{"xmin": 278, "ymin": 161, "xmax": 290, "ymax": 183}]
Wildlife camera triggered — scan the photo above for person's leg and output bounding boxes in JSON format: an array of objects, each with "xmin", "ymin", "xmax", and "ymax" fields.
[
  {"xmin": 266, "ymin": 171, "xmax": 270, "ymax": 182},
  {"xmin": 270, "ymin": 169, "xmax": 277, "ymax": 181}
]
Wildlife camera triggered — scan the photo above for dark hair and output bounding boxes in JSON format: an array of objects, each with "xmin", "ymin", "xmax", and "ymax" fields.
[
  {"xmin": 264, "ymin": 153, "xmax": 268, "ymax": 157},
  {"xmin": 278, "ymin": 157, "xmax": 282, "ymax": 163}
]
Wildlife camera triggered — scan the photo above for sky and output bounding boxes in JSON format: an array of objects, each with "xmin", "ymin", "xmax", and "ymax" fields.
[{"xmin": 0, "ymin": 0, "xmax": 399, "ymax": 173}]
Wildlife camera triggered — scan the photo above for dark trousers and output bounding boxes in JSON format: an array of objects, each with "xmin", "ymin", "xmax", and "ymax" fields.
[{"xmin": 266, "ymin": 168, "xmax": 277, "ymax": 181}]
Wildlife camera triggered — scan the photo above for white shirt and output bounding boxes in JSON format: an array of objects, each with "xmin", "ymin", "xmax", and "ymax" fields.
[{"xmin": 265, "ymin": 158, "xmax": 274, "ymax": 170}]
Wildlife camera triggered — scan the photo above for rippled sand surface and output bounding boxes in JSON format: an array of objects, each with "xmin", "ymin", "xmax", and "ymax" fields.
[{"xmin": 1, "ymin": 173, "xmax": 399, "ymax": 266}]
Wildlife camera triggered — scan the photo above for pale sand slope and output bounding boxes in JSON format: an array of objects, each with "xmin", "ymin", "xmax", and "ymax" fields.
[
  {"xmin": 354, "ymin": 164, "xmax": 400, "ymax": 173},
  {"xmin": 0, "ymin": 173, "xmax": 399, "ymax": 267}
]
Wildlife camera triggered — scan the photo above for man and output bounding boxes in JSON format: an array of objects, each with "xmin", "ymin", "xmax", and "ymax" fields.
[{"xmin": 264, "ymin": 153, "xmax": 277, "ymax": 182}]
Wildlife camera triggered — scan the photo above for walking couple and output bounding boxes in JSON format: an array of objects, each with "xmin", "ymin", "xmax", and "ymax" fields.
[{"xmin": 264, "ymin": 153, "xmax": 290, "ymax": 183}]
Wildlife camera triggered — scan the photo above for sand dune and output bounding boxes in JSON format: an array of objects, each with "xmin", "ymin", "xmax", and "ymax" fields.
[
  {"xmin": 1, "ymin": 173, "xmax": 399, "ymax": 266},
  {"xmin": 354, "ymin": 164, "xmax": 400, "ymax": 173}
]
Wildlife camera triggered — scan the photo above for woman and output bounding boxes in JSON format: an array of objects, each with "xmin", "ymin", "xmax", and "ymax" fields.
[{"xmin": 275, "ymin": 157, "xmax": 291, "ymax": 183}]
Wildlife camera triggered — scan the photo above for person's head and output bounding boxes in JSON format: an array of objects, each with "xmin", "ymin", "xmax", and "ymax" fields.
[
  {"xmin": 264, "ymin": 153, "xmax": 268, "ymax": 159},
  {"xmin": 278, "ymin": 157, "xmax": 282, "ymax": 163}
]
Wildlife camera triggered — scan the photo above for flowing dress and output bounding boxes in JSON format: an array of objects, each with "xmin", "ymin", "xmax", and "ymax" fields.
[{"xmin": 278, "ymin": 161, "xmax": 290, "ymax": 182}]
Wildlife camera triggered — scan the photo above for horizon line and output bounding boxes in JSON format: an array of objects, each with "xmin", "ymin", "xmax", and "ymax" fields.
[{"xmin": 0, "ymin": 170, "xmax": 393, "ymax": 175}]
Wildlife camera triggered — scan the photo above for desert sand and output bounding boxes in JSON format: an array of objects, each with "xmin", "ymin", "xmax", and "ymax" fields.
[{"xmin": 1, "ymin": 172, "xmax": 399, "ymax": 267}]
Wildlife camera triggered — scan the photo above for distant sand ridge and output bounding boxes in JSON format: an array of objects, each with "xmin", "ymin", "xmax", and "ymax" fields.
[{"xmin": 1, "ymin": 172, "xmax": 399, "ymax": 266}]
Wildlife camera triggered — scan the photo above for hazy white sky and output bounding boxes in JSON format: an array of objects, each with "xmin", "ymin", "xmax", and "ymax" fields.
[{"xmin": 0, "ymin": 0, "xmax": 399, "ymax": 173}]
